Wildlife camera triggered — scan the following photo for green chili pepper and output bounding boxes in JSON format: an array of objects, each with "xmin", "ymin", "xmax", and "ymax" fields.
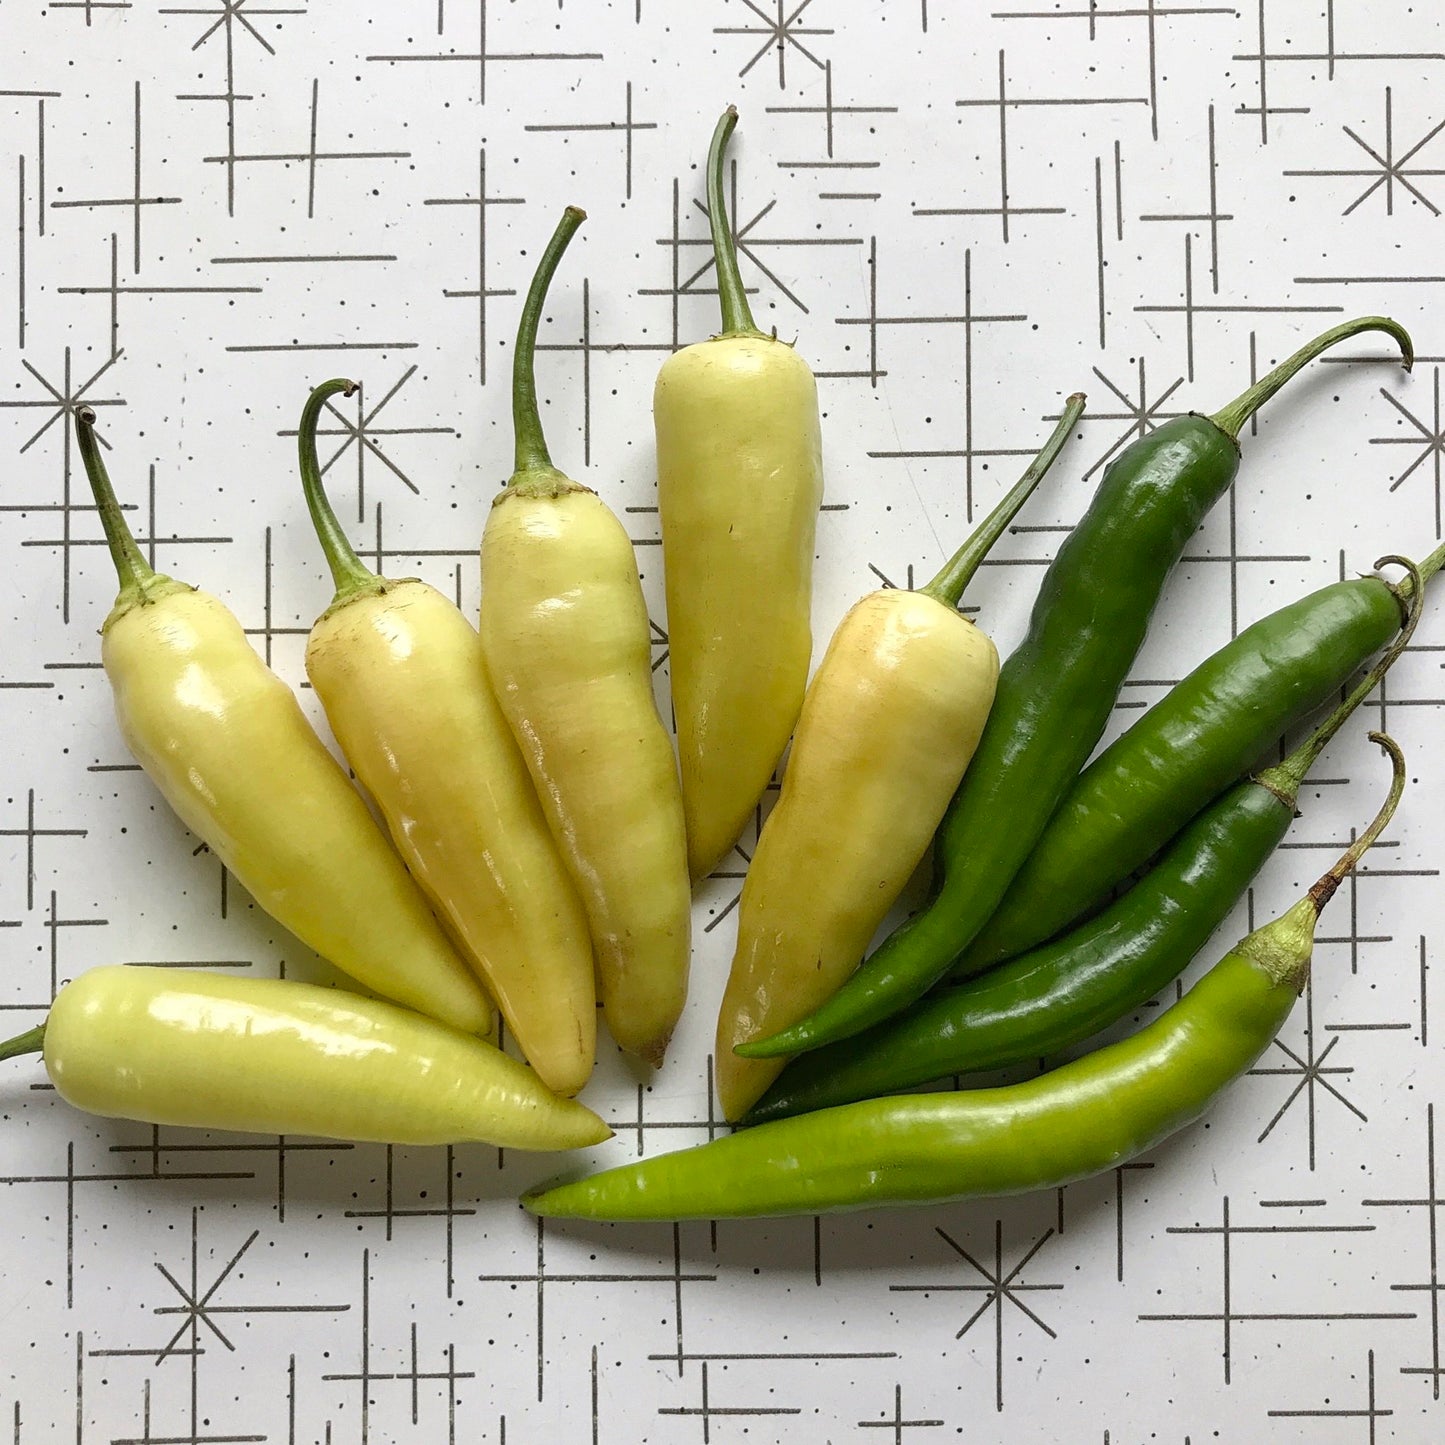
[
  {"xmin": 0, "ymin": 967, "xmax": 610, "ymax": 1150},
  {"xmin": 523, "ymin": 735, "xmax": 1405, "ymax": 1220},
  {"xmin": 742, "ymin": 558, "xmax": 1423, "ymax": 1124},
  {"xmin": 950, "ymin": 542, "xmax": 1444, "ymax": 976},
  {"xmin": 742, "ymin": 316, "xmax": 1413, "ymax": 1058}
]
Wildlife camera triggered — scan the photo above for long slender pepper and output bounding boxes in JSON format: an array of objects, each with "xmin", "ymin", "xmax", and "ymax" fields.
[
  {"xmin": 74, "ymin": 409, "xmax": 492, "ymax": 1036},
  {"xmin": 298, "ymin": 379, "xmax": 597, "ymax": 1095},
  {"xmin": 479, "ymin": 208, "xmax": 692, "ymax": 1067},
  {"xmin": 655, "ymin": 106, "xmax": 825, "ymax": 883}
]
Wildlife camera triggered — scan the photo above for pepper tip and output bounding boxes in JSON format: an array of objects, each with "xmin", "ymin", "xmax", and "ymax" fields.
[{"xmin": 633, "ymin": 1038, "xmax": 668, "ymax": 1070}]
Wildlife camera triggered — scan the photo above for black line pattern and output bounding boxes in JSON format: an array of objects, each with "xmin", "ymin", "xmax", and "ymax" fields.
[{"xmin": 3, "ymin": 3, "xmax": 1444, "ymax": 1441}]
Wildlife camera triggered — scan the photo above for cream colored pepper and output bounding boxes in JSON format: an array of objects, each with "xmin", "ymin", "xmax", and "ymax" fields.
[
  {"xmin": 7, "ymin": 966, "xmax": 609, "ymax": 1150},
  {"xmin": 73, "ymin": 408, "xmax": 493, "ymax": 1038},
  {"xmin": 297, "ymin": 380, "xmax": 597, "ymax": 1096},
  {"xmin": 718, "ymin": 399, "xmax": 1087, "ymax": 1119},
  {"xmin": 655, "ymin": 107, "xmax": 824, "ymax": 883},
  {"xmin": 480, "ymin": 208, "xmax": 692, "ymax": 1067}
]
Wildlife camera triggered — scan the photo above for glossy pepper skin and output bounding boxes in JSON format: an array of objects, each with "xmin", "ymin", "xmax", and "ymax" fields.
[
  {"xmin": 4, "ymin": 968, "xmax": 608, "ymax": 1150},
  {"xmin": 953, "ymin": 548, "xmax": 1439, "ymax": 975},
  {"xmin": 73, "ymin": 411, "xmax": 493, "ymax": 1038},
  {"xmin": 744, "ymin": 567, "xmax": 1421, "ymax": 1123},
  {"xmin": 748, "ymin": 790, "xmax": 1296, "ymax": 1123},
  {"xmin": 297, "ymin": 381, "xmax": 597, "ymax": 1097},
  {"xmin": 523, "ymin": 741, "xmax": 1404, "ymax": 1220},
  {"xmin": 480, "ymin": 208, "xmax": 691, "ymax": 1067},
  {"xmin": 716, "ymin": 399, "xmax": 1085, "ymax": 1120},
  {"xmin": 655, "ymin": 107, "xmax": 824, "ymax": 883},
  {"xmin": 748, "ymin": 317, "xmax": 1413, "ymax": 1058}
]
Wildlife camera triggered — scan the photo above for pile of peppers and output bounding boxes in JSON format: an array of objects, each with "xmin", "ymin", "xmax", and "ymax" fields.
[{"xmin": 1, "ymin": 108, "xmax": 1434, "ymax": 1221}]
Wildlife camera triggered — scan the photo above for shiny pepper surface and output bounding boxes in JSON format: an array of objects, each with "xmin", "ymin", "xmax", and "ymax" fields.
[
  {"xmin": 745, "ymin": 571, "xmax": 1421, "ymax": 1123},
  {"xmin": 26, "ymin": 967, "xmax": 608, "ymax": 1150},
  {"xmin": 715, "ymin": 588, "xmax": 996, "ymax": 1120},
  {"xmin": 952, "ymin": 551, "xmax": 1436, "ymax": 976},
  {"xmin": 480, "ymin": 208, "xmax": 691, "ymax": 1066},
  {"xmin": 716, "ymin": 400, "xmax": 1084, "ymax": 1120},
  {"xmin": 753, "ymin": 317, "xmax": 1413, "ymax": 1057},
  {"xmin": 74, "ymin": 409, "xmax": 493, "ymax": 1037},
  {"xmin": 525, "ymin": 742, "xmax": 1405, "ymax": 1219},
  {"xmin": 297, "ymin": 380, "xmax": 597, "ymax": 1096},
  {"xmin": 655, "ymin": 108, "xmax": 824, "ymax": 883}
]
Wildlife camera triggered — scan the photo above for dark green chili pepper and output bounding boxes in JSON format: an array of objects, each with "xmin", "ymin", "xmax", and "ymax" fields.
[
  {"xmin": 742, "ymin": 558, "xmax": 1422, "ymax": 1125},
  {"xmin": 949, "ymin": 543, "xmax": 1443, "ymax": 976},
  {"xmin": 741, "ymin": 316, "xmax": 1412, "ymax": 1058},
  {"xmin": 522, "ymin": 736, "xmax": 1404, "ymax": 1221}
]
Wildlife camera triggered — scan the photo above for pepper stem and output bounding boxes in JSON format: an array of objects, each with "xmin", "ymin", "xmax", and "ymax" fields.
[
  {"xmin": 511, "ymin": 206, "xmax": 585, "ymax": 480},
  {"xmin": 1243, "ymin": 732, "xmax": 1406, "ymax": 994},
  {"xmin": 75, "ymin": 407, "xmax": 156, "ymax": 594},
  {"xmin": 298, "ymin": 378, "xmax": 376, "ymax": 600},
  {"xmin": 1209, "ymin": 316, "xmax": 1413, "ymax": 441},
  {"xmin": 0, "ymin": 1024, "xmax": 45, "ymax": 1063},
  {"xmin": 707, "ymin": 106, "xmax": 758, "ymax": 337},
  {"xmin": 1309, "ymin": 732, "xmax": 1406, "ymax": 912},
  {"xmin": 1397, "ymin": 535, "xmax": 1445, "ymax": 602},
  {"xmin": 920, "ymin": 393, "xmax": 1086, "ymax": 608},
  {"xmin": 1259, "ymin": 555, "xmax": 1423, "ymax": 802}
]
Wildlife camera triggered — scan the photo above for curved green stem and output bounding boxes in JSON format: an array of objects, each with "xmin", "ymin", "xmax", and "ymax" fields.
[
  {"xmin": 707, "ymin": 106, "xmax": 758, "ymax": 337},
  {"xmin": 1309, "ymin": 732, "xmax": 1406, "ymax": 912},
  {"xmin": 920, "ymin": 393, "xmax": 1086, "ymax": 607},
  {"xmin": 511, "ymin": 206, "xmax": 585, "ymax": 480},
  {"xmin": 1396, "ymin": 535, "xmax": 1445, "ymax": 601},
  {"xmin": 0, "ymin": 1024, "xmax": 45, "ymax": 1063},
  {"xmin": 75, "ymin": 406, "xmax": 155, "ymax": 593},
  {"xmin": 1209, "ymin": 316, "xmax": 1413, "ymax": 440},
  {"xmin": 1261, "ymin": 554, "xmax": 1424, "ymax": 799},
  {"xmin": 298, "ymin": 378, "xmax": 376, "ymax": 601}
]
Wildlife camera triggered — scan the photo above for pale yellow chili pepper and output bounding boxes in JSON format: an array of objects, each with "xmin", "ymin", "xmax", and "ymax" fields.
[
  {"xmin": 479, "ymin": 207, "xmax": 692, "ymax": 1067},
  {"xmin": 717, "ymin": 398, "xmax": 1087, "ymax": 1119},
  {"xmin": 655, "ymin": 107, "xmax": 825, "ymax": 883},
  {"xmin": 73, "ymin": 409, "xmax": 493, "ymax": 1038},
  {"xmin": 1, "ymin": 967, "xmax": 608, "ymax": 1149},
  {"xmin": 297, "ymin": 380, "xmax": 597, "ymax": 1096}
]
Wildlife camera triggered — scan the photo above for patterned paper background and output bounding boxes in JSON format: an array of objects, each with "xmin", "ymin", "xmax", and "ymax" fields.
[{"xmin": 4, "ymin": 2, "xmax": 1445, "ymax": 1440}]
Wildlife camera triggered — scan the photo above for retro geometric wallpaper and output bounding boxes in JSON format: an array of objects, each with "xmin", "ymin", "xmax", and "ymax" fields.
[{"xmin": 3, "ymin": 2, "xmax": 1445, "ymax": 1440}]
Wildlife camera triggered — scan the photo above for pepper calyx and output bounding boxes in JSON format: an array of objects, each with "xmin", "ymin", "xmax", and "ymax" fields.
[
  {"xmin": 315, "ymin": 575, "xmax": 426, "ymax": 625},
  {"xmin": 705, "ymin": 327, "xmax": 780, "ymax": 346},
  {"xmin": 495, "ymin": 468, "xmax": 593, "ymax": 505},
  {"xmin": 1190, "ymin": 410, "xmax": 1244, "ymax": 458},
  {"xmin": 101, "ymin": 574, "xmax": 196, "ymax": 634},
  {"xmin": 1235, "ymin": 896, "xmax": 1318, "ymax": 994}
]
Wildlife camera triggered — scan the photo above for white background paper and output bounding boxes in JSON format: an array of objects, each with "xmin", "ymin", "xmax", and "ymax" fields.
[{"xmin": 4, "ymin": 2, "xmax": 1445, "ymax": 1440}]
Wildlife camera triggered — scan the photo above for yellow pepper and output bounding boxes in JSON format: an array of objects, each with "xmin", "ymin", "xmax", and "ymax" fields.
[
  {"xmin": 73, "ymin": 409, "xmax": 493, "ymax": 1038},
  {"xmin": 717, "ymin": 398, "xmax": 1086, "ymax": 1119},
  {"xmin": 655, "ymin": 107, "xmax": 824, "ymax": 883},
  {"xmin": 1, "ymin": 967, "xmax": 608, "ymax": 1149},
  {"xmin": 479, "ymin": 207, "xmax": 692, "ymax": 1067},
  {"xmin": 297, "ymin": 380, "xmax": 597, "ymax": 1097}
]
